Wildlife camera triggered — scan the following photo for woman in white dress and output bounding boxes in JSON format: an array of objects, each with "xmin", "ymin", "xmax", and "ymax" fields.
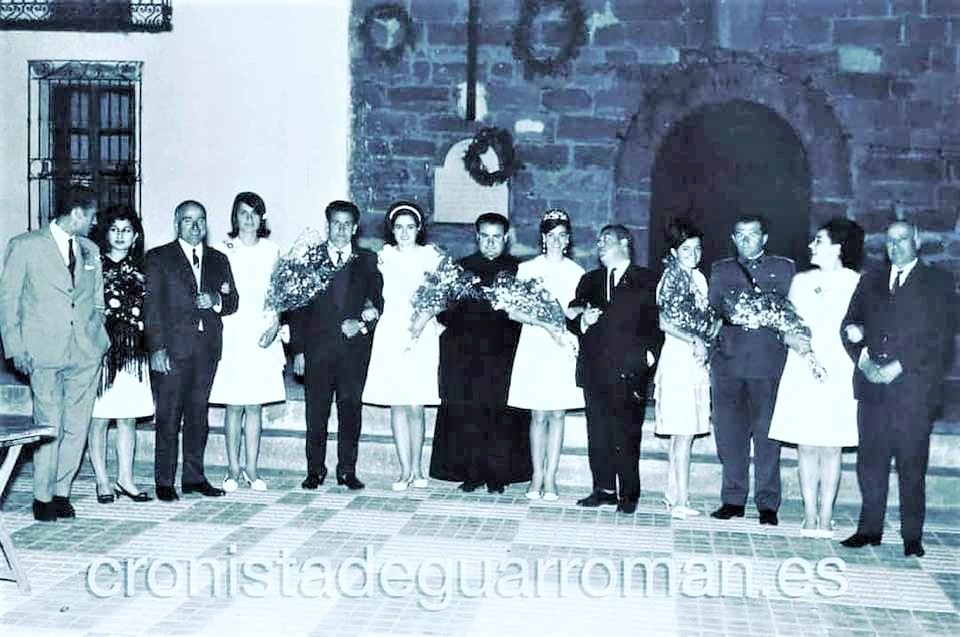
[
  {"xmin": 769, "ymin": 218, "xmax": 864, "ymax": 539},
  {"xmin": 507, "ymin": 209, "xmax": 585, "ymax": 502},
  {"xmin": 362, "ymin": 202, "xmax": 443, "ymax": 491},
  {"xmin": 209, "ymin": 192, "xmax": 286, "ymax": 492},
  {"xmin": 88, "ymin": 206, "xmax": 154, "ymax": 503},
  {"xmin": 654, "ymin": 220, "xmax": 717, "ymax": 519}
]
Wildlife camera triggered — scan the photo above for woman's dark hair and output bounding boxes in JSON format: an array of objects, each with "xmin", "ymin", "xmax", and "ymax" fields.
[
  {"xmin": 96, "ymin": 204, "xmax": 145, "ymax": 266},
  {"xmin": 539, "ymin": 209, "xmax": 573, "ymax": 256},
  {"xmin": 666, "ymin": 218, "xmax": 705, "ymax": 252},
  {"xmin": 228, "ymin": 191, "xmax": 270, "ymax": 239},
  {"xmin": 384, "ymin": 200, "xmax": 427, "ymax": 246},
  {"xmin": 819, "ymin": 217, "xmax": 865, "ymax": 270}
]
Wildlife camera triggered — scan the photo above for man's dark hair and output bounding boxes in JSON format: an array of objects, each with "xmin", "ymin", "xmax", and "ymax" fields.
[
  {"xmin": 600, "ymin": 223, "xmax": 634, "ymax": 259},
  {"xmin": 325, "ymin": 200, "xmax": 361, "ymax": 224},
  {"xmin": 56, "ymin": 185, "xmax": 97, "ymax": 219},
  {"xmin": 475, "ymin": 212, "xmax": 509, "ymax": 233},
  {"xmin": 734, "ymin": 213, "xmax": 768, "ymax": 234}
]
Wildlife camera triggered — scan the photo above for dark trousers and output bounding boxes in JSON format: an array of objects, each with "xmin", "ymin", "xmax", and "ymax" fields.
[
  {"xmin": 152, "ymin": 336, "xmax": 218, "ymax": 488},
  {"xmin": 856, "ymin": 399, "xmax": 932, "ymax": 542},
  {"xmin": 303, "ymin": 345, "xmax": 370, "ymax": 478},
  {"xmin": 583, "ymin": 379, "xmax": 646, "ymax": 501},
  {"xmin": 430, "ymin": 404, "xmax": 532, "ymax": 485},
  {"xmin": 711, "ymin": 374, "xmax": 783, "ymax": 511}
]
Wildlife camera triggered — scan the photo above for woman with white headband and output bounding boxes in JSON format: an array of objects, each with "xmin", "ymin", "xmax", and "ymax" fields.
[{"xmin": 362, "ymin": 201, "xmax": 443, "ymax": 491}]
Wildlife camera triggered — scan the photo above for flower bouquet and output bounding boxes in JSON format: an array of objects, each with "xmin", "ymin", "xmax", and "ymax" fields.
[
  {"xmin": 481, "ymin": 272, "xmax": 578, "ymax": 355},
  {"xmin": 410, "ymin": 254, "xmax": 482, "ymax": 317},
  {"xmin": 264, "ymin": 228, "xmax": 354, "ymax": 312},
  {"xmin": 658, "ymin": 255, "xmax": 721, "ymax": 346},
  {"xmin": 721, "ymin": 288, "xmax": 827, "ymax": 382}
]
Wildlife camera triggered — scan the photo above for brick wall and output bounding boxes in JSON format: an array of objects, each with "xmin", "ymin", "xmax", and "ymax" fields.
[{"xmin": 348, "ymin": 0, "xmax": 960, "ymax": 284}]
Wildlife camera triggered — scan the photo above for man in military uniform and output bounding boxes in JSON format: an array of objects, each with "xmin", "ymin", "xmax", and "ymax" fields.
[{"xmin": 708, "ymin": 214, "xmax": 795, "ymax": 525}]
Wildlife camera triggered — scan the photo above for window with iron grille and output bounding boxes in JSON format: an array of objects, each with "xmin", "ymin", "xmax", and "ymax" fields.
[
  {"xmin": 0, "ymin": 1, "xmax": 171, "ymax": 32},
  {"xmin": 28, "ymin": 60, "xmax": 142, "ymax": 228}
]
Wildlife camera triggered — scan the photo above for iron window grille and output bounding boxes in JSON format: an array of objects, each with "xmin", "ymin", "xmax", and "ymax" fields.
[
  {"xmin": 28, "ymin": 60, "xmax": 142, "ymax": 228},
  {"xmin": 1, "ymin": 1, "xmax": 171, "ymax": 32}
]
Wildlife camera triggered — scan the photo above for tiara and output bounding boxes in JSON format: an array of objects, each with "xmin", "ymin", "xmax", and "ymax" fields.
[
  {"xmin": 543, "ymin": 209, "xmax": 568, "ymax": 222},
  {"xmin": 388, "ymin": 204, "xmax": 422, "ymax": 225}
]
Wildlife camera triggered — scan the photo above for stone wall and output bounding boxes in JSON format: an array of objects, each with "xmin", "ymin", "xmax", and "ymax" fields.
[{"xmin": 348, "ymin": 0, "xmax": 960, "ymax": 284}]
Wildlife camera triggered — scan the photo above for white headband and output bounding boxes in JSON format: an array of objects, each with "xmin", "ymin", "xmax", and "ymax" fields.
[{"xmin": 388, "ymin": 204, "xmax": 422, "ymax": 226}]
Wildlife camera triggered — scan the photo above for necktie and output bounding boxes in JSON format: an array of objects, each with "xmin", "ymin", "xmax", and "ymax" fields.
[
  {"xmin": 891, "ymin": 268, "xmax": 903, "ymax": 294},
  {"xmin": 336, "ymin": 250, "xmax": 344, "ymax": 267},
  {"xmin": 608, "ymin": 267, "xmax": 616, "ymax": 303},
  {"xmin": 192, "ymin": 248, "xmax": 199, "ymax": 269},
  {"xmin": 67, "ymin": 237, "xmax": 76, "ymax": 282}
]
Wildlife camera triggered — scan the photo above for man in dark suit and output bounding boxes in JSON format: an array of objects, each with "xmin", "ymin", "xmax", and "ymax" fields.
[
  {"xmin": 290, "ymin": 200, "xmax": 383, "ymax": 491},
  {"xmin": 572, "ymin": 224, "xmax": 661, "ymax": 514},
  {"xmin": 709, "ymin": 214, "xmax": 794, "ymax": 525},
  {"xmin": 145, "ymin": 200, "xmax": 238, "ymax": 501},
  {"xmin": 840, "ymin": 221, "xmax": 957, "ymax": 557},
  {"xmin": 0, "ymin": 186, "xmax": 109, "ymax": 521},
  {"xmin": 430, "ymin": 213, "xmax": 531, "ymax": 493}
]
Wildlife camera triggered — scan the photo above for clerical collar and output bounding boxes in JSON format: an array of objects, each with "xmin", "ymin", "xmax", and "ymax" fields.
[{"xmin": 739, "ymin": 251, "xmax": 765, "ymax": 264}]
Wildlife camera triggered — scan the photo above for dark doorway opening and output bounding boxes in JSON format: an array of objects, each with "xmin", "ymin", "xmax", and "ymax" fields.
[{"xmin": 649, "ymin": 99, "xmax": 811, "ymax": 273}]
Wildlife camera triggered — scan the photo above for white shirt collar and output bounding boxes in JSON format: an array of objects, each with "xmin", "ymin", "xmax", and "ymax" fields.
[
  {"xmin": 328, "ymin": 242, "xmax": 352, "ymax": 263},
  {"xmin": 49, "ymin": 220, "xmax": 75, "ymax": 263},
  {"xmin": 178, "ymin": 238, "xmax": 204, "ymax": 263},
  {"xmin": 890, "ymin": 258, "xmax": 918, "ymax": 287}
]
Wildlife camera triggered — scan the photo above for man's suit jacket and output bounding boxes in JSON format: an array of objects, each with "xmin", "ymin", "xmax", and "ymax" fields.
[
  {"xmin": 144, "ymin": 241, "xmax": 239, "ymax": 362},
  {"xmin": 709, "ymin": 254, "xmax": 795, "ymax": 379},
  {"xmin": 288, "ymin": 245, "xmax": 384, "ymax": 360},
  {"xmin": 841, "ymin": 262, "xmax": 957, "ymax": 416},
  {"xmin": 572, "ymin": 264, "xmax": 661, "ymax": 389},
  {"xmin": 0, "ymin": 227, "xmax": 109, "ymax": 368}
]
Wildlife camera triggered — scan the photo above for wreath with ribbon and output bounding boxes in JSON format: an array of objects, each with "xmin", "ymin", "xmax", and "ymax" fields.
[
  {"xmin": 512, "ymin": 0, "xmax": 587, "ymax": 77},
  {"xmin": 358, "ymin": 3, "xmax": 414, "ymax": 64},
  {"xmin": 463, "ymin": 127, "xmax": 520, "ymax": 186}
]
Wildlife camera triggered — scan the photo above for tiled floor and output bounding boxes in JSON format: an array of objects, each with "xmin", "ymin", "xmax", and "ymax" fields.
[{"xmin": 0, "ymin": 464, "xmax": 957, "ymax": 637}]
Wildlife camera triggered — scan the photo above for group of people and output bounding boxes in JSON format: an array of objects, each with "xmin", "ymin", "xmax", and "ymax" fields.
[{"xmin": 0, "ymin": 189, "xmax": 955, "ymax": 559}]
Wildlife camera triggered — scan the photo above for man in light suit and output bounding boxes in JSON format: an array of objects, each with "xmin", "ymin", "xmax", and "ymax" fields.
[
  {"xmin": 840, "ymin": 222, "xmax": 957, "ymax": 557},
  {"xmin": 0, "ymin": 186, "xmax": 109, "ymax": 521},
  {"xmin": 145, "ymin": 201, "xmax": 238, "ymax": 501}
]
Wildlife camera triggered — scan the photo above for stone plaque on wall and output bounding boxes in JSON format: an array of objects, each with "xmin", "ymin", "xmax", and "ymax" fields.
[{"xmin": 433, "ymin": 139, "xmax": 508, "ymax": 223}]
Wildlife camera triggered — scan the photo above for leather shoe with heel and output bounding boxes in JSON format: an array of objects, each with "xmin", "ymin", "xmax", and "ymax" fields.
[
  {"xmin": 904, "ymin": 540, "xmax": 925, "ymax": 557},
  {"xmin": 840, "ymin": 532, "xmax": 882, "ymax": 548},
  {"xmin": 115, "ymin": 483, "xmax": 153, "ymax": 502},
  {"xmin": 617, "ymin": 497, "xmax": 638, "ymax": 514},
  {"xmin": 301, "ymin": 472, "xmax": 326, "ymax": 490},
  {"xmin": 52, "ymin": 496, "xmax": 75, "ymax": 519},
  {"xmin": 459, "ymin": 480, "xmax": 483, "ymax": 493},
  {"xmin": 32, "ymin": 499, "xmax": 57, "ymax": 522},
  {"xmin": 336, "ymin": 474, "xmax": 365, "ymax": 490},
  {"xmin": 758, "ymin": 509, "xmax": 779, "ymax": 526},
  {"xmin": 711, "ymin": 504, "xmax": 745, "ymax": 519},
  {"xmin": 182, "ymin": 481, "xmax": 225, "ymax": 497},
  {"xmin": 156, "ymin": 486, "xmax": 179, "ymax": 501},
  {"xmin": 576, "ymin": 490, "xmax": 618, "ymax": 507}
]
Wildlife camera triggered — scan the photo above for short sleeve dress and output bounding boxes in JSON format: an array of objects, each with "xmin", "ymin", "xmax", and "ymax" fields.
[
  {"xmin": 209, "ymin": 238, "xmax": 286, "ymax": 406},
  {"xmin": 362, "ymin": 244, "xmax": 443, "ymax": 407},
  {"xmin": 507, "ymin": 255, "xmax": 585, "ymax": 411},
  {"xmin": 653, "ymin": 268, "xmax": 711, "ymax": 436},
  {"xmin": 768, "ymin": 268, "xmax": 860, "ymax": 447}
]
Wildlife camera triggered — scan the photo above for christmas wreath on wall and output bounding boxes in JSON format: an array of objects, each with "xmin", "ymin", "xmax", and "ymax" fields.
[
  {"xmin": 463, "ymin": 127, "xmax": 520, "ymax": 187},
  {"xmin": 512, "ymin": 0, "xmax": 587, "ymax": 77},
  {"xmin": 358, "ymin": 3, "xmax": 414, "ymax": 65}
]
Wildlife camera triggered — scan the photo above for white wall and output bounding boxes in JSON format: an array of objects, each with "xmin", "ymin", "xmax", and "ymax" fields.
[{"xmin": 0, "ymin": 0, "xmax": 351, "ymax": 251}]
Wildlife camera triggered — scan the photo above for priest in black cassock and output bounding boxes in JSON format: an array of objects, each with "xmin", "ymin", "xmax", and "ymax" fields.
[{"xmin": 429, "ymin": 213, "xmax": 532, "ymax": 493}]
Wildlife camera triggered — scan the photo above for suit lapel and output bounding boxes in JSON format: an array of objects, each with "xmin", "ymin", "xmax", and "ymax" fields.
[
  {"xmin": 40, "ymin": 227, "xmax": 74, "ymax": 293},
  {"xmin": 173, "ymin": 242, "xmax": 198, "ymax": 295}
]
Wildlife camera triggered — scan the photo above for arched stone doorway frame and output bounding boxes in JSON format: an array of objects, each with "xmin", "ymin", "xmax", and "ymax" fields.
[{"xmin": 614, "ymin": 52, "xmax": 853, "ymax": 267}]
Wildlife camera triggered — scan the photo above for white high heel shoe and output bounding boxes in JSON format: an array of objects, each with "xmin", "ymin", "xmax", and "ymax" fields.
[
  {"xmin": 240, "ymin": 470, "xmax": 267, "ymax": 492},
  {"xmin": 392, "ymin": 476, "xmax": 414, "ymax": 492}
]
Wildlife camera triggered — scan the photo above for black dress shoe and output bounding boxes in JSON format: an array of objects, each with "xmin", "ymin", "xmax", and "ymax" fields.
[
  {"xmin": 576, "ymin": 490, "xmax": 618, "ymax": 507},
  {"xmin": 115, "ymin": 483, "xmax": 153, "ymax": 502},
  {"xmin": 459, "ymin": 480, "xmax": 483, "ymax": 493},
  {"xmin": 52, "ymin": 496, "xmax": 75, "ymax": 518},
  {"xmin": 301, "ymin": 473, "xmax": 326, "ymax": 490},
  {"xmin": 840, "ymin": 532, "xmax": 882, "ymax": 548},
  {"xmin": 32, "ymin": 499, "xmax": 57, "ymax": 522},
  {"xmin": 710, "ymin": 504, "xmax": 745, "ymax": 519},
  {"xmin": 487, "ymin": 482, "xmax": 505, "ymax": 494},
  {"xmin": 904, "ymin": 540, "xmax": 925, "ymax": 557},
  {"xmin": 336, "ymin": 474, "xmax": 365, "ymax": 490},
  {"xmin": 758, "ymin": 509, "xmax": 779, "ymax": 526},
  {"xmin": 182, "ymin": 481, "xmax": 225, "ymax": 497},
  {"xmin": 617, "ymin": 498, "xmax": 638, "ymax": 514},
  {"xmin": 96, "ymin": 489, "xmax": 115, "ymax": 504},
  {"xmin": 156, "ymin": 486, "xmax": 179, "ymax": 501}
]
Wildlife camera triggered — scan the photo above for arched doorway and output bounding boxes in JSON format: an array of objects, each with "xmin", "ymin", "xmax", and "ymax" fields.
[{"xmin": 649, "ymin": 100, "xmax": 812, "ymax": 272}]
